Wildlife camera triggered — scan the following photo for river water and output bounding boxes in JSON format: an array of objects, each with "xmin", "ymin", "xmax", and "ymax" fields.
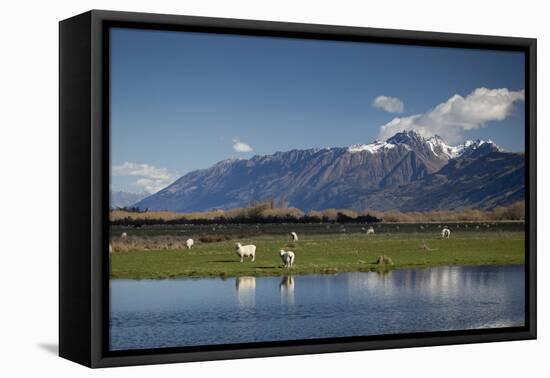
[{"xmin": 110, "ymin": 264, "xmax": 524, "ymax": 351}]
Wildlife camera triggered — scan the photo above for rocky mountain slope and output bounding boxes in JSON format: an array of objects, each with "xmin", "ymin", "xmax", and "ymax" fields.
[{"xmin": 135, "ymin": 130, "xmax": 521, "ymax": 212}]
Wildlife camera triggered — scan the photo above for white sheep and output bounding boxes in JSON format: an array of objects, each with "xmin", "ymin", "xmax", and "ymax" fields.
[
  {"xmin": 236, "ymin": 243, "xmax": 256, "ymax": 263},
  {"xmin": 290, "ymin": 232, "xmax": 299, "ymax": 241},
  {"xmin": 121, "ymin": 232, "xmax": 128, "ymax": 239},
  {"xmin": 186, "ymin": 238, "xmax": 194, "ymax": 249},
  {"xmin": 279, "ymin": 249, "xmax": 295, "ymax": 268},
  {"xmin": 366, "ymin": 227, "xmax": 375, "ymax": 235},
  {"xmin": 441, "ymin": 227, "xmax": 451, "ymax": 239},
  {"xmin": 109, "ymin": 243, "xmax": 113, "ymax": 254}
]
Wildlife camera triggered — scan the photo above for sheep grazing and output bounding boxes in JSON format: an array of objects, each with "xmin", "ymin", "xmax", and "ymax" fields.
[
  {"xmin": 279, "ymin": 249, "xmax": 295, "ymax": 268},
  {"xmin": 441, "ymin": 227, "xmax": 451, "ymax": 239},
  {"xmin": 290, "ymin": 232, "xmax": 299, "ymax": 241},
  {"xmin": 366, "ymin": 227, "xmax": 375, "ymax": 235},
  {"xmin": 186, "ymin": 238, "xmax": 194, "ymax": 249},
  {"xmin": 236, "ymin": 242, "xmax": 256, "ymax": 263},
  {"xmin": 121, "ymin": 232, "xmax": 128, "ymax": 239}
]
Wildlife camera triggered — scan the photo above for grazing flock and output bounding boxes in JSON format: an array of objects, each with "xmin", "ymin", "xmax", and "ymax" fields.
[
  {"xmin": 112, "ymin": 226, "xmax": 454, "ymax": 267},
  {"xmin": 234, "ymin": 233, "xmax": 296, "ymax": 267},
  {"xmin": 233, "ymin": 232, "xmax": 298, "ymax": 267}
]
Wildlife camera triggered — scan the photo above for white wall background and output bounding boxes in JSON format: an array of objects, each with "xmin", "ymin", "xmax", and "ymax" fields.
[{"xmin": 0, "ymin": 0, "xmax": 546, "ymax": 376}]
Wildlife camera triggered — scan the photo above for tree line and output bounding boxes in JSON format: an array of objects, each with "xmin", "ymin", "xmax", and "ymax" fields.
[{"xmin": 110, "ymin": 200, "xmax": 525, "ymax": 226}]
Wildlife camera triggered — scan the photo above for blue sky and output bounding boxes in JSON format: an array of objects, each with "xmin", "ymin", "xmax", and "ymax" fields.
[{"xmin": 110, "ymin": 27, "xmax": 525, "ymax": 193}]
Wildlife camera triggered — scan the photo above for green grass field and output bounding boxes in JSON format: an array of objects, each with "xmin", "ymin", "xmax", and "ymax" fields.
[{"xmin": 109, "ymin": 231, "xmax": 525, "ymax": 279}]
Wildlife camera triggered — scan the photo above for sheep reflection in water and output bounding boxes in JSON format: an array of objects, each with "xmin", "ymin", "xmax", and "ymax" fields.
[
  {"xmin": 235, "ymin": 276, "xmax": 256, "ymax": 307},
  {"xmin": 280, "ymin": 275, "xmax": 295, "ymax": 305}
]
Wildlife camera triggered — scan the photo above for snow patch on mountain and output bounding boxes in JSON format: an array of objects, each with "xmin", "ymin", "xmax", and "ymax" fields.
[
  {"xmin": 348, "ymin": 140, "xmax": 398, "ymax": 153},
  {"xmin": 349, "ymin": 130, "xmax": 501, "ymax": 159},
  {"xmin": 426, "ymin": 135, "xmax": 464, "ymax": 158}
]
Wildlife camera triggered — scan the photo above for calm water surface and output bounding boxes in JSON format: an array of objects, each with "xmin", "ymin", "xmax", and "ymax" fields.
[{"xmin": 110, "ymin": 265, "xmax": 524, "ymax": 351}]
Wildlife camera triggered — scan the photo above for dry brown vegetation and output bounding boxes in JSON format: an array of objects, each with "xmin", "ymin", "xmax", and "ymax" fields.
[
  {"xmin": 110, "ymin": 201, "xmax": 525, "ymax": 224},
  {"xmin": 110, "ymin": 235, "xmax": 194, "ymax": 252},
  {"xmin": 364, "ymin": 201, "xmax": 525, "ymax": 222}
]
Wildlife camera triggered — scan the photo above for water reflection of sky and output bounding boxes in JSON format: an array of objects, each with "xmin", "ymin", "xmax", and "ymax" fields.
[{"xmin": 110, "ymin": 265, "xmax": 524, "ymax": 351}]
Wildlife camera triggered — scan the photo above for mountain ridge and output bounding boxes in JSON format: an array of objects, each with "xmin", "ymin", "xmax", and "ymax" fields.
[
  {"xmin": 134, "ymin": 131, "xmax": 522, "ymax": 212},
  {"xmin": 110, "ymin": 190, "xmax": 149, "ymax": 209}
]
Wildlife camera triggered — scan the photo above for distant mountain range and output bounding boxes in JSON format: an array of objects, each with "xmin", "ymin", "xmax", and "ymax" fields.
[
  {"xmin": 134, "ymin": 130, "xmax": 524, "ymax": 212},
  {"xmin": 110, "ymin": 191, "xmax": 148, "ymax": 209}
]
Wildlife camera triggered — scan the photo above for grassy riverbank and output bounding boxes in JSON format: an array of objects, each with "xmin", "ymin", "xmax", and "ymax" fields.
[{"xmin": 109, "ymin": 232, "xmax": 525, "ymax": 279}]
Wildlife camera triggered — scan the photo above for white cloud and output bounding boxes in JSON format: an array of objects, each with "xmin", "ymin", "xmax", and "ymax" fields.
[
  {"xmin": 232, "ymin": 138, "xmax": 253, "ymax": 153},
  {"xmin": 112, "ymin": 162, "xmax": 176, "ymax": 193},
  {"xmin": 372, "ymin": 95, "xmax": 405, "ymax": 113},
  {"xmin": 378, "ymin": 87, "xmax": 524, "ymax": 144}
]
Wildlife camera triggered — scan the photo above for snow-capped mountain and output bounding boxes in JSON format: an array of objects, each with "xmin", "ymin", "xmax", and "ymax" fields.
[
  {"xmin": 349, "ymin": 130, "xmax": 502, "ymax": 160},
  {"xmin": 348, "ymin": 140, "xmax": 397, "ymax": 153},
  {"xmin": 135, "ymin": 130, "xmax": 522, "ymax": 212}
]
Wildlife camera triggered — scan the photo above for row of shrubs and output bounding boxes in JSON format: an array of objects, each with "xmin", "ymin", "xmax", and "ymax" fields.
[
  {"xmin": 111, "ymin": 213, "xmax": 382, "ymax": 226},
  {"xmin": 110, "ymin": 201, "xmax": 525, "ymax": 226}
]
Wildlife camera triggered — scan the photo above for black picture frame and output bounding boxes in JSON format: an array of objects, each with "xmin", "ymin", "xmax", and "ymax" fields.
[{"xmin": 59, "ymin": 9, "xmax": 537, "ymax": 368}]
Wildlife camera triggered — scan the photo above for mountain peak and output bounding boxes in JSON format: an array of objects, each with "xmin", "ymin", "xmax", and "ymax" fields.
[
  {"xmin": 348, "ymin": 140, "xmax": 397, "ymax": 153},
  {"xmin": 386, "ymin": 130, "xmax": 425, "ymax": 145},
  {"xmin": 347, "ymin": 130, "xmax": 424, "ymax": 155},
  {"xmin": 134, "ymin": 130, "xmax": 518, "ymax": 213},
  {"xmin": 428, "ymin": 134, "xmax": 444, "ymax": 143},
  {"xmin": 347, "ymin": 130, "xmax": 501, "ymax": 160},
  {"xmin": 460, "ymin": 139, "xmax": 503, "ymax": 158},
  {"xmin": 464, "ymin": 139, "xmax": 498, "ymax": 148}
]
